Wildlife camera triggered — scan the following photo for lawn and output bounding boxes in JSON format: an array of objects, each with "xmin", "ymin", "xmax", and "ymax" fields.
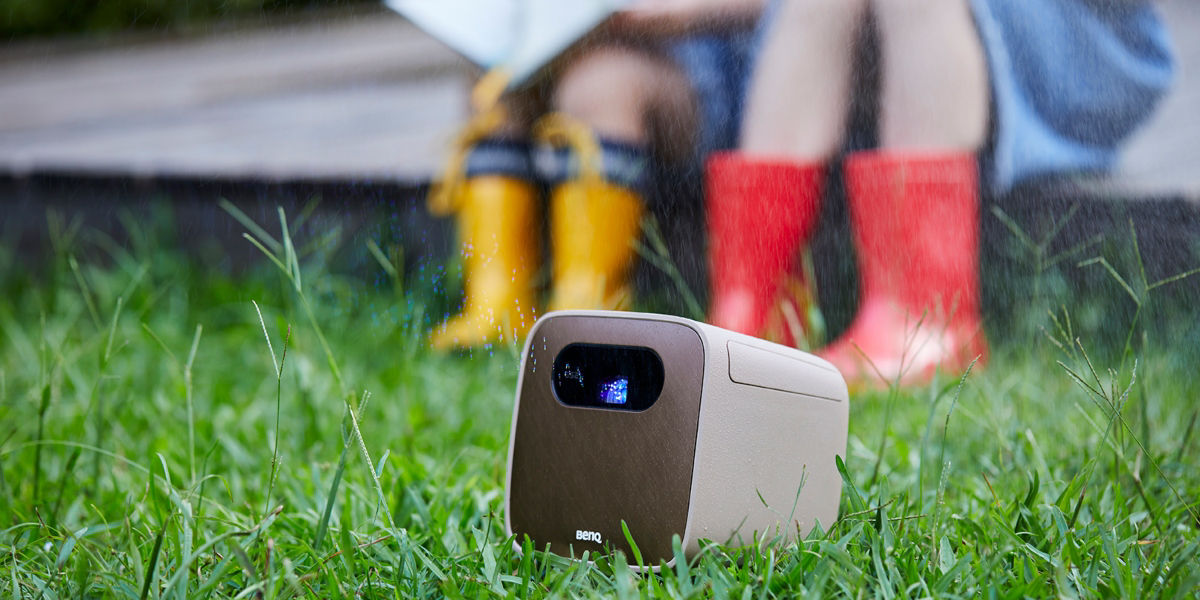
[{"xmin": 1, "ymin": 203, "xmax": 1198, "ymax": 598}]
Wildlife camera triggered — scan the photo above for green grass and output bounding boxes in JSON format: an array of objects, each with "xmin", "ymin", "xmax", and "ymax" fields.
[{"xmin": 2, "ymin": 204, "xmax": 1199, "ymax": 598}]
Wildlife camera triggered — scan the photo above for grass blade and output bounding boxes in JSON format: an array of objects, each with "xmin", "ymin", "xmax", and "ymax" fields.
[
  {"xmin": 140, "ymin": 524, "xmax": 167, "ymax": 600},
  {"xmin": 264, "ymin": 325, "xmax": 291, "ymax": 519},
  {"xmin": 184, "ymin": 324, "xmax": 202, "ymax": 484},
  {"xmin": 314, "ymin": 425, "xmax": 352, "ymax": 551},
  {"xmin": 219, "ymin": 199, "xmax": 282, "ymax": 254}
]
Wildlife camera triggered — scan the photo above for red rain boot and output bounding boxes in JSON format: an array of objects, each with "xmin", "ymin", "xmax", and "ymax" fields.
[
  {"xmin": 706, "ymin": 152, "xmax": 823, "ymax": 339},
  {"xmin": 820, "ymin": 151, "xmax": 988, "ymax": 387}
]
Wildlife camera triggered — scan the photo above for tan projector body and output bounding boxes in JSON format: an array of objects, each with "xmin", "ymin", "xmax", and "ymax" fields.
[{"xmin": 504, "ymin": 310, "xmax": 850, "ymax": 566}]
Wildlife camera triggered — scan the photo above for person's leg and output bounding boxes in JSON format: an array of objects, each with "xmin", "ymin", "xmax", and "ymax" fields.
[
  {"xmin": 429, "ymin": 95, "xmax": 542, "ymax": 350},
  {"xmin": 740, "ymin": 0, "xmax": 867, "ymax": 159},
  {"xmin": 875, "ymin": 0, "xmax": 988, "ymax": 151},
  {"xmin": 553, "ymin": 45, "xmax": 696, "ymax": 153},
  {"xmin": 543, "ymin": 45, "xmax": 696, "ymax": 310},
  {"xmin": 820, "ymin": 0, "xmax": 990, "ymax": 385},
  {"xmin": 708, "ymin": 0, "xmax": 866, "ymax": 339}
]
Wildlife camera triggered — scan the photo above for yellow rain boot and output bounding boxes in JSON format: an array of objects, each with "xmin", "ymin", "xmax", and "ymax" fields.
[
  {"xmin": 535, "ymin": 113, "xmax": 646, "ymax": 311},
  {"xmin": 431, "ymin": 174, "xmax": 541, "ymax": 349},
  {"xmin": 547, "ymin": 178, "xmax": 643, "ymax": 311},
  {"xmin": 427, "ymin": 84, "xmax": 541, "ymax": 349}
]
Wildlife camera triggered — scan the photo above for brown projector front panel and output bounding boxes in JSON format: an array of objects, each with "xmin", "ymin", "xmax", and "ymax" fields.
[{"xmin": 509, "ymin": 315, "xmax": 705, "ymax": 563}]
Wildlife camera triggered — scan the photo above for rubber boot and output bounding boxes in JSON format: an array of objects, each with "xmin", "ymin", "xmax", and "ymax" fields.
[
  {"xmin": 431, "ymin": 175, "xmax": 541, "ymax": 349},
  {"xmin": 820, "ymin": 151, "xmax": 988, "ymax": 386},
  {"xmin": 547, "ymin": 178, "xmax": 644, "ymax": 311},
  {"xmin": 706, "ymin": 152, "xmax": 824, "ymax": 339}
]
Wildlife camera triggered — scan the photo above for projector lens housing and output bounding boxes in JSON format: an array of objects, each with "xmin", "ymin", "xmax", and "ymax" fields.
[{"xmin": 551, "ymin": 343, "xmax": 664, "ymax": 411}]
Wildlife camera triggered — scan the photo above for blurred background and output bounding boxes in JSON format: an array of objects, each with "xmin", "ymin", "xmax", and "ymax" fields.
[{"xmin": 2, "ymin": 0, "xmax": 1199, "ymax": 352}]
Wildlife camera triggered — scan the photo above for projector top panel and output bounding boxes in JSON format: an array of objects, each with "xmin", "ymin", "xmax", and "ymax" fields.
[{"xmin": 508, "ymin": 313, "xmax": 705, "ymax": 562}]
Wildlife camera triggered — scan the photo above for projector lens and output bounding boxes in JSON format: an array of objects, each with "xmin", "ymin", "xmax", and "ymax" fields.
[
  {"xmin": 599, "ymin": 377, "xmax": 629, "ymax": 405},
  {"xmin": 551, "ymin": 344, "xmax": 664, "ymax": 411}
]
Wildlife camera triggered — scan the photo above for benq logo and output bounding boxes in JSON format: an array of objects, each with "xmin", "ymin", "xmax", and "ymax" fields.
[{"xmin": 575, "ymin": 529, "xmax": 602, "ymax": 543}]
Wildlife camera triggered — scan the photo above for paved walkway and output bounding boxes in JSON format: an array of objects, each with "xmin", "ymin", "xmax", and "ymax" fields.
[
  {"xmin": 1118, "ymin": 0, "xmax": 1200, "ymax": 194},
  {"xmin": 0, "ymin": 7, "xmax": 470, "ymax": 182},
  {"xmin": 0, "ymin": 2, "xmax": 1198, "ymax": 192}
]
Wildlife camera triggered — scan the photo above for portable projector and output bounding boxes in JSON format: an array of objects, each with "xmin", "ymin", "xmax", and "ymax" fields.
[{"xmin": 504, "ymin": 310, "xmax": 849, "ymax": 566}]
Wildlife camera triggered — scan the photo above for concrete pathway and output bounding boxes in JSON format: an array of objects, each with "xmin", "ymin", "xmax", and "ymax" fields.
[
  {"xmin": 1118, "ymin": 0, "xmax": 1200, "ymax": 194},
  {"xmin": 0, "ymin": 7, "xmax": 471, "ymax": 182}
]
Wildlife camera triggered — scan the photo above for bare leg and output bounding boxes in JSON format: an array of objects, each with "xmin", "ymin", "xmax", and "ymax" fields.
[
  {"xmin": 740, "ymin": 0, "xmax": 868, "ymax": 160},
  {"xmin": 874, "ymin": 0, "xmax": 989, "ymax": 151},
  {"xmin": 493, "ymin": 86, "xmax": 545, "ymax": 138},
  {"xmin": 552, "ymin": 44, "xmax": 696, "ymax": 161},
  {"xmin": 818, "ymin": 0, "xmax": 991, "ymax": 386}
]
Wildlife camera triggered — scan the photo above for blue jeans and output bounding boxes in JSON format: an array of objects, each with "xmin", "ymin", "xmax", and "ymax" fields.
[{"xmin": 971, "ymin": 0, "xmax": 1175, "ymax": 191}]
